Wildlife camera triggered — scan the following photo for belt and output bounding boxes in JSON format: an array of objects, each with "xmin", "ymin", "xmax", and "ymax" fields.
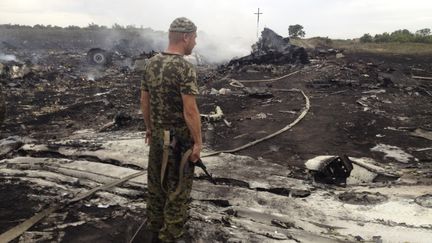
[
  {"xmin": 160, "ymin": 129, "xmax": 192, "ymax": 199},
  {"xmin": 160, "ymin": 130, "xmax": 170, "ymax": 194}
]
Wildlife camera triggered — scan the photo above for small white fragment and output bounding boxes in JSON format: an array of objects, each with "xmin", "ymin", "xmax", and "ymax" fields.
[{"xmin": 371, "ymin": 144, "xmax": 414, "ymax": 163}]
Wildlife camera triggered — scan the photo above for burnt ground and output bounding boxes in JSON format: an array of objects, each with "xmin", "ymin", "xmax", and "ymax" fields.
[
  {"xmin": 0, "ymin": 178, "xmax": 145, "ymax": 243},
  {"xmin": 1, "ymin": 44, "xmax": 432, "ymax": 242},
  {"xmin": 206, "ymin": 53, "xmax": 432, "ymax": 169},
  {"xmin": 2, "ymin": 52, "xmax": 432, "ymax": 167}
]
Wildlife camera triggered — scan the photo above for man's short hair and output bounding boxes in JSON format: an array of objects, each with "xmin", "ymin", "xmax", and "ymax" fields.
[
  {"xmin": 168, "ymin": 32, "xmax": 195, "ymax": 44},
  {"xmin": 169, "ymin": 17, "xmax": 197, "ymax": 33}
]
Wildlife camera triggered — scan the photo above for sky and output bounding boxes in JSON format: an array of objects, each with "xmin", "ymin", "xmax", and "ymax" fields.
[
  {"xmin": 1, "ymin": 0, "xmax": 431, "ymax": 61},
  {"xmin": 1, "ymin": 0, "xmax": 431, "ymax": 38}
]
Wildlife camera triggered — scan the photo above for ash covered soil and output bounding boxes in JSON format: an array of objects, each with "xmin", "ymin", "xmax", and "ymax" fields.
[
  {"xmin": 2, "ymin": 50, "xmax": 432, "ymax": 173},
  {"xmin": 1, "ymin": 29, "xmax": 432, "ymax": 243}
]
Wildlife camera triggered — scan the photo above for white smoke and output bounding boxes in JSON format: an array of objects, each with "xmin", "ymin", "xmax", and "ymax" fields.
[
  {"xmin": 85, "ymin": 68, "xmax": 104, "ymax": 81},
  {"xmin": 0, "ymin": 53, "xmax": 19, "ymax": 62},
  {"xmin": 133, "ymin": 29, "xmax": 255, "ymax": 64},
  {"xmin": 195, "ymin": 32, "xmax": 255, "ymax": 64}
]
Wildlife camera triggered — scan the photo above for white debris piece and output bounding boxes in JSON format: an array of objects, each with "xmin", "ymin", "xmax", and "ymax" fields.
[
  {"xmin": 10, "ymin": 65, "xmax": 31, "ymax": 79},
  {"xmin": 371, "ymin": 144, "xmax": 414, "ymax": 163}
]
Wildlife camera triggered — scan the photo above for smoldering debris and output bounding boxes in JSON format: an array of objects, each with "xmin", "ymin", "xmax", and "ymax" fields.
[{"xmin": 228, "ymin": 28, "xmax": 309, "ymax": 67}]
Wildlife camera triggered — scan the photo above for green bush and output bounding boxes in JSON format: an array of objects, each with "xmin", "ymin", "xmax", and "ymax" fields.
[{"xmin": 360, "ymin": 28, "xmax": 432, "ymax": 44}]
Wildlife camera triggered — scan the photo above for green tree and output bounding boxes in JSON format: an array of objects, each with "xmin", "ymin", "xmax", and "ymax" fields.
[
  {"xmin": 360, "ymin": 33, "xmax": 373, "ymax": 43},
  {"xmin": 374, "ymin": 32, "xmax": 391, "ymax": 42},
  {"xmin": 288, "ymin": 24, "xmax": 305, "ymax": 38},
  {"xmin": 66, "ymin": 25, "xmax": 81, "ymax": 30},
  {"xmin": 33, "ymin": 24, "xmax": 45, "ymax": 29},
  {"xmin": 86, "ymin": 22, "xmax": 103, "ymax": 30},
  {"xmin": 416, "ymin": 28, "xmax": 431, "ymax": 36},
  {"xmin": 390, "ymin": 29, "xmax": 414, "ymax": 42},
  {"xmin": 361, "ymin": 29, "xmax": 432, "ymax": 44},
  {"xmin": 112, "ymin": 23, "xmax": 124, "ymax": 29}
]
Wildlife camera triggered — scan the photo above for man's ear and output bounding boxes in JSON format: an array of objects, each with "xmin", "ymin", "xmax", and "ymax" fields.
[{"xmin": 182, "ymin": 33, "xmax": 189, "ymax": 43}]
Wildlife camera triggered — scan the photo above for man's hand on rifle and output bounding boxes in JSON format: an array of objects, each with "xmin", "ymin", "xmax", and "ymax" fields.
[{"xmin": 189, "ymin": 143, "xmax": 201, "ymax": 163}]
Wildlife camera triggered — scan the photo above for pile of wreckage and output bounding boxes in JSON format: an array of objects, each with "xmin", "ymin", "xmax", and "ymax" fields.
[{"xmin": 228, "ymin": 28, "xmax": 309, "ymax": 67}]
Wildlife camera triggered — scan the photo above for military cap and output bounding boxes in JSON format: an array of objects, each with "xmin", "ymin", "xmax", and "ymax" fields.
[{"xmin": 169, "ymin": 17, "xmax": 197, "ymax": 33}]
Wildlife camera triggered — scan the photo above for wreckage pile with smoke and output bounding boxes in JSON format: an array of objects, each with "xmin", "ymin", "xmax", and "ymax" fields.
[{"xmin": 1, "ymin": 25, "xmax": 432, "ymax": 242}]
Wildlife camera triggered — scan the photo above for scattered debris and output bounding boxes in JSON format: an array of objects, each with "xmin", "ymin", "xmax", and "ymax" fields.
[
  {"xmin": 410, "ymin": 128, "xmax": 432, "ymax": 141},
  {"xmin": 200, "ymin": 106, "xmax": 224, "ymax": 122},
  {"xmin": 335, "ymin": 53, "xmax": 345, "ymax": 59},
  {"xmin": 243, "ymin": 87, "xmax": 273, "ymax": 98},
  {"xmin": 412, "ymin": 75, "xmax": 432, "ymax": 80},
  {"xmin": 10, "ymin": 64, "xmax": 31, "ymax": 79},
  {"xmin": 99, "ymin": 111, "xmax": 132, "ymax": 132},
  {"xmin": 338, "ymin": 191, "xmax": 388, "ymax": 205},
  {"xmin": 218, "ymin": 88, "xmax": 231, "ymax": 95},
  {"xmin": 0, "ymin": 136, "xmax": 25, "ymax": 157},
  {"xmin": 371, "ymin": 144, "xmax": 414, "ymax": 163},
  {"xmin": 252, "ymin": 112, "xmax": 268, "ymax": 120},
  {"xmin": 306, "ymin": 156, "xmax": 400, "ymax": 185},
  {"xmin": 415, "ymin": 194, "xmax": 432, "ymax": 208},
  {"xmin": 223, "ymin": 119, "xmax": 232, "ymax": 128},
  {"xmin": 362, "ymin": 89, "xmax": 386, "ymax": 94},
  {"xmin": 305, "ymin": 155, "xmax": 353, "ymax": 186}
]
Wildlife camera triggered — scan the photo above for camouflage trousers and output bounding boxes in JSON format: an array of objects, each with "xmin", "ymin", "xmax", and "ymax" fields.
[
  {"xmin": 0, "ymin": 88, "xmax": 5, "ymax": 125},
  {"xmin": 146, "ymin": 126, "xmax": 195, "ymax": 242}
]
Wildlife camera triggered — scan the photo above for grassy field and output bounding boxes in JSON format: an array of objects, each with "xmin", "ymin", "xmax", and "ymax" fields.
[
  {"xmin": 333, "ymin": 40, "xmax": 432, "ymax": 55},
  {"xmin": 291, "ymin": 37, "xmax": 432, "ymax": 55}
]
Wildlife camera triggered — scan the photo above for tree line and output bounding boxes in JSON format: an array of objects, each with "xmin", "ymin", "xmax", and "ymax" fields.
[
  {"xmin": 360, "ymin": 28, "xmax": 432, "ymax": 43},
  {"xmin": 0, "ymin": 23, "xmax": 146, "ymax": 30}
]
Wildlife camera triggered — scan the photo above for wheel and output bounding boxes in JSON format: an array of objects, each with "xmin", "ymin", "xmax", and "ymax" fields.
[
  {"xmin": 92, "ymin": 52, "xmax": 106, "ymax": 65},
  {"xmin": 87, "ymin": 48, "xmax": 112, "ymax": 66}
]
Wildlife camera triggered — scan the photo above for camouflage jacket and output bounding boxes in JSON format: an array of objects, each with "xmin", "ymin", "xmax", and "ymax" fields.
[{"xmin": 141, "ymin": 53, "xmax": 198, "ymax": 129}]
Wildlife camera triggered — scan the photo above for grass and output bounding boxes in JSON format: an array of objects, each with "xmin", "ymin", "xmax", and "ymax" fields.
[
  {"xmin": 291, "ymin": 37, "xmax": 432, "ymax": 55},
  {"xmin": 332, "ymin": 40, "xmax": 432, "ymax": 55}
]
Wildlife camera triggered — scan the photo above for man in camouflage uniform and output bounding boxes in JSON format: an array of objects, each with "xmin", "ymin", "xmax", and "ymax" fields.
[
  {"xmin": 140, "ymin": 17, "xmax": 202, "ymax": 243},
  {"xmin": 0, "ymin": 86, "xmax": 5, "ymax": 125}
]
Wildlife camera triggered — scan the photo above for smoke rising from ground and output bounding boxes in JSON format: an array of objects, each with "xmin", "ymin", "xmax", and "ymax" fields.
[
  {"xmin": 0, "ymin": 54, "xmax": 18, "ymax": 62},
  {"xmin": 195, "ymin": 32, "xmax": 255, "ymax": 64},
  {"xmin": 127, "ymin": 29, "xmax": 255, "ymax": 64},
  {"xmin": 0, "ymin": 26, "xmax": 256, "ymax": 65}
]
